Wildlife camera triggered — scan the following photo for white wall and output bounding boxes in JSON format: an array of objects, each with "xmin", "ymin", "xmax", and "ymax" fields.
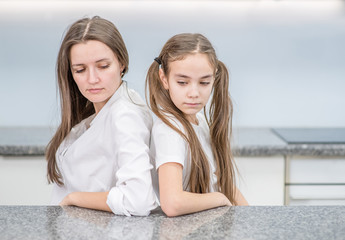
[{"xmin": 1, "ymin": 0, "xmax": 344, "ymax": 127}]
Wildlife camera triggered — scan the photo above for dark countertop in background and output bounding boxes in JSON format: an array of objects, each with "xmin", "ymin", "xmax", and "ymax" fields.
[
  {"xmin": 1, "ymin": 205, "xmax": 345, "ymax": 240},
  {"xmin": 0, "ymin": 127, "xmax": 53, "ymax": 156},
  {"xmin": 0, "ymin": 127, "xmax": 345, "ymax": 157}
]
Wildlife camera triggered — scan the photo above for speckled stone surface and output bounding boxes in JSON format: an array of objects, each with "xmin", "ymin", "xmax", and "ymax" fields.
[
  {"xmin": 232, "ymin": 128, "xmax": 345, "ymax": 157},
  {"xmin": 1, "ymin": 205, "xmax": 345, "ymax": 240},
  {"xmin": 1, "ymin": 127, "xmax": 345, "ymax": 157}
]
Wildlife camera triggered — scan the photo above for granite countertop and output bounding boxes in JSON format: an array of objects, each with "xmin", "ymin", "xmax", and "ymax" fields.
[
  {"xmin": 0, "ymin": 127, "xmax": 345, "ymax": 157},
  {"xmin": 1, "ymin": 205, "xmax": 345, "ymax": 240},
  {"xmin": 0, "ymin": 127, "xmax": 53, "ymax": 156},
  {"xmin": 232, "ymin": 128, "xmax": 345, "ymax": 157}
]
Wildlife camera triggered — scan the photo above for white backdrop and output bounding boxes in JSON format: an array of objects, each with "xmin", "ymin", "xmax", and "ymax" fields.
[{"xmin": 0, "ymin": 0, "xmax": 344, "ymax": 127}]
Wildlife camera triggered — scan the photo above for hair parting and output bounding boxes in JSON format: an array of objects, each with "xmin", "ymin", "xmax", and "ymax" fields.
[{"xmin": 82, "ymin": 22, "xmax": 91, "ymax": 39}]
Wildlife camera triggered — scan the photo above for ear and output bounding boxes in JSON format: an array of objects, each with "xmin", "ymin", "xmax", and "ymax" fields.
[
  {"xmin": 120, "ymin": 64, "xmax": 125, "ymax": 75},
  {"xmin": 159, "ymin": 68, "xmax": 169, "ymax": 90}
]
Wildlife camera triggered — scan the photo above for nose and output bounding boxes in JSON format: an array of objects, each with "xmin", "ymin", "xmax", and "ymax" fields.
[
  {"xmin": 187, "ymin": 84, "xmax": 199, "ymax": 98},
  {"xmin": 87, "ymin": 67, "xmax": 100, "ymax": 84}
]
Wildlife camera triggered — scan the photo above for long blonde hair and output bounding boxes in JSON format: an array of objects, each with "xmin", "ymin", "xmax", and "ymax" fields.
[
  {"xmin": 146, "ymin": 33, "xmax": 237, "ymax": 204},
  {"xmin": 46, "ymin": 16, "xmax": 129, "ymax": 185}
]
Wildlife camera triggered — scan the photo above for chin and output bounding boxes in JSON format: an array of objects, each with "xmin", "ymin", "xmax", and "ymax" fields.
[
  {"xmin": 88, "ymin": 97, "xmax": 106, "ymax": 103},
  {"xmin": 184, "ymin": 111, "xmax": 200, "ymax": 116}
]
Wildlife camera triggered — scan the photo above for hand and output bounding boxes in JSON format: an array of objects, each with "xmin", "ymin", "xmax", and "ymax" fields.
[
  {"xmin": 60, "ymin": 193, "xmax": 74, "ymax": 206},
  {"xmin": 217, "ymin": 192, "xmax": 231, "ymax": 206},
  {"xmin": 58, "ymin": 192, "xmax": 112, "ymax": 212}
]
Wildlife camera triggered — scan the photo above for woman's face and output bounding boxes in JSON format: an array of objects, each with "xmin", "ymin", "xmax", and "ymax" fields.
[
  {"xmin": 70, "ymin": 40, "xmax": 124, "ymax": 114},
  {"xmin": 159, "ymin": 53, "xmax": 214, "ymax": 125}
]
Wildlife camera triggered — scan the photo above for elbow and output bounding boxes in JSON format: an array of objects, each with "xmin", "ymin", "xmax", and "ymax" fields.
[
  {"xmin": 128, "ymin": 193, "xmax": 158, "ymax": 216},
  {"xmin": 160, "ymin": 195, "xmax": 183, "ymax": 217},
  {"xmin": 130, "ymin": 206, "xmax": 150, "ymax": 217},
  {"xmin": 107, "ymin": 187, "xmax": 156, "ymax": 216},
  {"xmin": 128, "ymin": 199, "xmax": 156, "ymax": 216}
]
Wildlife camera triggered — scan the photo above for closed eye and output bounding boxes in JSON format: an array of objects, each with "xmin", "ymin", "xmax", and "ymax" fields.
[
  {"xmin": 99, "ymin": 64, "xmax": 109, "ymax": 69},
  {"xmin": 177, "ymin": 81, "xmax": 187, "ymax": 85},
  {"xmin": 200, "ymin": 81, "xmax": 210, "ymax": 85},
  {"xmin": 74, "ymin": 68, "xmax": 85, "ymax": 74}
]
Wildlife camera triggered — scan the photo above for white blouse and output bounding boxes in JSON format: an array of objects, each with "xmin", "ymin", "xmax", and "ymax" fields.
[
  {"xmin": 150, "ymin": 113, "xmax": 218, "ymax": 201},
  {"xmin": 51, "ymin": 83, "xmax": 158, "ymax": 216}
]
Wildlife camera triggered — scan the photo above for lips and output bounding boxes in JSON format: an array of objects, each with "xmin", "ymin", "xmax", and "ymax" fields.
[
  {"xmin": 87, "ymin": 88, "xmax": 103, "ymax": 94},
  {"xmin": 185, "ymin": 103, "xmax": 201, "ymax": 107}
]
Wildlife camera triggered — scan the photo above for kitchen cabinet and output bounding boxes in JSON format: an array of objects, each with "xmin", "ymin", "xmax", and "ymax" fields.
[
  {"xmin": 235, "ymin": 156, "xmax": 285, "ymax": 205},
  {"xmin": 285, "ymin": 157, "xmax": 345, "ymax": 205},
  {"xmin": 2, "ymin": 155, "xmax": 286, "ymax": 206},
  {"xmin": 2, "ymin": 127, "xmax": 344, "ymax": 206},
  {"xmin": 0, "ymin": 156, "xmax": 52, "ymax": 205}
]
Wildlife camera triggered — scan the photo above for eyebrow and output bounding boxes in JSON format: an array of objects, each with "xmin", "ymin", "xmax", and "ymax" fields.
[
  {"xmin": 174, "ymin": 73, "xmax": 213, "ymax": 79},
  {"xmin": 71, "ymin": 58, "xmax": 111, "ymax": 67},
  {"xmin": 200, "ymin": 74, "xmax": 213, "ymax": 79},
  {"xmin": 174, "ymin": 74, "xmax": 190, "ymax": 79}
]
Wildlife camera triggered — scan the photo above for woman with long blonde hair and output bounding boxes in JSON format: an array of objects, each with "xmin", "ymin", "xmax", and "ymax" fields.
[
  {"xmin": 46, "ymin": 16, "xmax": 157, "ymax": 216},
  {"xmin": 146, "ymin": 33, "xmax": 248, "ymax": 217}
]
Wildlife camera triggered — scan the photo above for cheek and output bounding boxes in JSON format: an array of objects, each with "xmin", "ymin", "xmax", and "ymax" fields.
[
  {"xmin": 169, "ymin": 85, "xmax": 182, "ymax": 99},
  {"xmin": 107, "ymin": 68, "xmax": 121, "ymax": 81},
  {"xmin": 167, "ymin": 88, "xmax": 181, "ymax": 106},
  {"xmin": 73, "ymin": 76, "xmax": 85, "ymax": 89},
  {"xmin": 203, "ymin": 87, "xmax": 213, "ymax": 100},
  {"xmin": 72, "ymin": 75, "xmax": 81, "ymax": 86},
  {"xmin": 207, "ymin": 87, "xmax": 213, "ymax": 95}
]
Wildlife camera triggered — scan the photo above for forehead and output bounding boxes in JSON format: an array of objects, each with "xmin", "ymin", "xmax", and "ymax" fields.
[
  {"xmin": 168, "ymin": 53, "xmax": 214, "ymax": 76},
  {"xmin": 70, "ymin": 40, "xmax": 115, "ymax": 63}
]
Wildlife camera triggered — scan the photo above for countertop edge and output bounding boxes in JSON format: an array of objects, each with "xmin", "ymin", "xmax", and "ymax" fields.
[
  {"xmin": 0, "ymin": 145, "xmax": 46, "ymax": 156},
  {"xmin": 233, "ymin": 144, "xmax": 345, "ymax": 157},
  {"xmin": 1, "ymin": 144, "xmax": 345, "ymax": 157}
]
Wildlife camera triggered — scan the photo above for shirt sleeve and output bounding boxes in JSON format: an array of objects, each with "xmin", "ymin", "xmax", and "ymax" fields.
[
  {"xmin": 106, "ymin": 102, "xmax": 158, "ymax": 216},
  {"xmin": 151, "ymin": 119, "xmax": 188, "ymax": 170}
]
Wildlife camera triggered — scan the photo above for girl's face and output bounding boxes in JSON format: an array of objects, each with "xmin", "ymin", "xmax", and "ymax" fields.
[
  {"xmin": 159, "ymin": 53, "xmax": 214, "ymax": 124},
  {"xmin": 70, "ymin": 40, "xmax": 124, "ymax": 114}
]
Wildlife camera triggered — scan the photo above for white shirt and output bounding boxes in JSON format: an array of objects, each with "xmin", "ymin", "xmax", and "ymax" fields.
[
  {"xmin": 150, "ymin": 113, "xmax": 218, "ymax": 201},
  {"xmin": 51, "ymin": 83, "xmax": 158, "ymax": 216}
]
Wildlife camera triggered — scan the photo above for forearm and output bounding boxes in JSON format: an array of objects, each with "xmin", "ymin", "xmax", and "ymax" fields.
[
  {"xmin": 60, "ymin": 192, "xmax": 112, "ymax": 212},
  {"xmin": 161, "ymin": 191, "xmax": 230, "ymax": 217},
  {"xmin": 158, "ymin": 162, "xmax": 231, "ymax": 217}
]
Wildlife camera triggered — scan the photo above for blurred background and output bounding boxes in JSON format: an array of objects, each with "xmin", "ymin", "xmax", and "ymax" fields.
[{"xmin": 0, "ymin": 0, "xmax": 344, "ymax": 128}]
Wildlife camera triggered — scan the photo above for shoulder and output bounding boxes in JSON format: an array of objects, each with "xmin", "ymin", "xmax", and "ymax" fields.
[
  {"xmin": 151, "ymin": 116, "xmax": 188, "ymax": 169},
  {"xmin": 151, "ymin": 116, "xmax": 187, "ymax": 153},
  {"xmin": 152, "ymin": 115, "xmax": 184, "ymax": 137}
]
